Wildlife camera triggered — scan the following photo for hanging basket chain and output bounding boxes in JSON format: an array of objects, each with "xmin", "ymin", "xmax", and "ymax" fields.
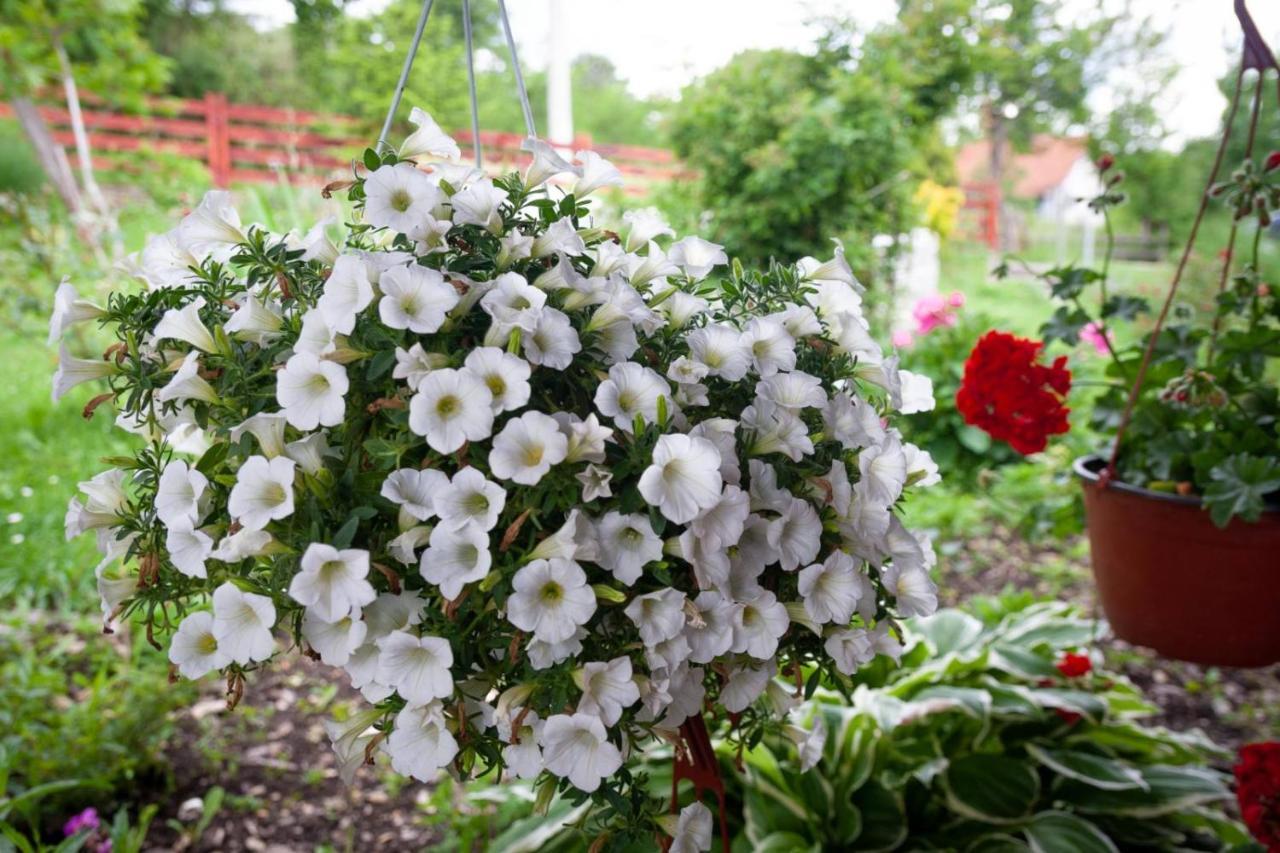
[
  {"xmin": 461, "ymin": 0, "xmax": 482, "ymax": 168},
  {"xmin": 377, "ymin": 0, "xmax": 436, "ymax": 151},
  {"xmin": 499, "ymin": 0, "xmax": 538, "ymax": 139}
]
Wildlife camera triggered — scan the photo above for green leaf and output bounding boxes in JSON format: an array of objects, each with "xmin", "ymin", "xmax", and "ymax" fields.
[
  {"xmin": 1040, "ymin": 306, "xmax": 1091, "ymax": 346},
  {"xmin": 967, "ymin": 834, "xmax": 1031, "ymax": 853},
  {"xmin": 362, "ymin": 148, "xmax": 381, "ymax": 171},
  {"xmin": 850, "ymin": 781, "xmax": 907, "ymax": 851},
  {"xmin": 753, "ymin": 832, "xmax": 821, "ymax": 853},
  {"xmin": 332, "ymin": 514, "xmax": 361, "ymax": 549},
  {"xmin": 1023, "ymin": 812, "xmax": 1117, "ymax": 853},
  {"xmin": 1203, "ymin": 454, "xmax": 1280, "ymax": 527},
  {"xmin": 1025, "ymin": 744, "xmax": 1147, "ymax": 791},
  {"xmin": 194, "ymin": 440, "xmax": 229, "ymax": 476},
  {"xmin": 941, "ymin": 755, "xmax": 1040, "ymax": 824},
  {"xmin": 1054, "ymin": 765, "xmax": 1231, "ymax": 818},
  {"xmin": 911, "ymin": 609, "xmax": 984, "ymax": 656},
  {"xmin": 1046, "ymin": 266, "xmax": 1101, "ymax": 300},
  {"xmin": 1101, "ymin": 295, "xmax": 1148, "ymax": 321}
]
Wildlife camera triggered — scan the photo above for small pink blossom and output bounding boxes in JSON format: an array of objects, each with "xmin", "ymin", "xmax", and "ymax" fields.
[
  {"xmin": 1079, "ymin": 322, "xmax": 1111, "ymax": 356},
  {"xmin": 892, "ymin": 329, "xmax": 915, "ymax": 348},
  {"xmin": 911, "ymin": 291, "xmax": 964, "ymax": 336}
]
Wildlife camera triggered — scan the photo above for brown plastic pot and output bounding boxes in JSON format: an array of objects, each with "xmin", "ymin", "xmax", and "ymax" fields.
[{"xmin": 1075, "ymin": 455, "xmax": 1280, "ymax": 668}]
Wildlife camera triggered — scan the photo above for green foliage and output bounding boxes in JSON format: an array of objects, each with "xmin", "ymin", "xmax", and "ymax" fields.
[
  {"xmin": 0, "ymin": 122, "xmax": 44, "ymax": 196},
  {"xmin": 0, "ymin": 611, "xmax": 193, "ymax": 840},
  {"xmin": 731, "ymin": 603, "xmax": 1245, "ymax": 851}
]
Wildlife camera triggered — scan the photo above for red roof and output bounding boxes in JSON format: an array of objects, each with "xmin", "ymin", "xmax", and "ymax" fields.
[{"xmin": 955, "ymin": 135, "xmax": 1090, "ymax": 198}]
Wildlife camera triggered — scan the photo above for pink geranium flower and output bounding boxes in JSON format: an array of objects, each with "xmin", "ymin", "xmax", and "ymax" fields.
[{"xmin": 1079, "ymin": 322, "xmax": 1111, "ymax": 355}]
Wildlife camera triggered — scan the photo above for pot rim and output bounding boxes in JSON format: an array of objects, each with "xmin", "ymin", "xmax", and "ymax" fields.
[{"xmin": 1073, "ymin": 453, "xmax": 1280, "ymax": 513}]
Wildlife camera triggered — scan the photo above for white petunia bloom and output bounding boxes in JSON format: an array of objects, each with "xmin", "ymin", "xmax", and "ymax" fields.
[
  {"xmin": 540, "ymin": 713, "xmax": 623, "ymax": 793},
  {"xmin": 732, "ymin": 589, "xmax": 790, "ymax": 659},
  {"xmin": 155, "ymin": 460, "xmax": 208, "ymax": 529},
  {"xmin": 798, "ymin": 241, "xmax": 860, "ymax": 292},
  {"xmin": 47, "ymin": 278, "xmax": 105, "ymax": 344},
  {"xmin": 169, "ymin": 611, "xmax": 230, "ymax": 679},
  {"xmin": 225, "ymin": 294, "xmax": 283, "ymax": 344},
  {"xmin": 498, "ymin": 708, "xmax": 544, "ymax": 780},
  {"xmin": 522, "ymin": 138, "xmax": 579, "ymax": 188},
  {"xmin": 153, "ymin": 297, "xmax": 218, "ymax": 353},
  {"xmin": 898, "ymin": 369, "xmax": 936, "ymax": 414},
  {"xmin": 669, "ymin": 801, "xmax": 713, "ymax": 853},
  {"xmin": 506, "ymin": 558, "xmax": 596, "ymax": 644},
  {"xmin": 176, "ymin": 190, "xmax": 244, "ymax": 260},
  {"xmin": 527, "ymin": 627, "xmax": 587, "ymax": 670},
  {"xmin": 687, "ymin": 324, "xmax": 750, "ymax": 382},
  {"xmin": 295, "ymin": 308, "xmax": 338, "ymax": 357},
  {"xmin": 621, "ymin": 207, "xmax": 674, "ymax": 252},
  {"xmin": 388, "ymin": 525, "xmax": 432, "ymax": 565},
  {"xmin": 531, "ymin": 218, "xmax": 586, "ymax": 259},
  {"xmin": 741, "ymin": 399, "xmax": 813, "ymax": 462},
  {"xmin": 626, "ymin": 241, "xmax": 680, "ymax": 288},
  {"xmin": 858, "ymin": 433, "xmax": 908, "ymax": 508},
  {"xmin": 211, "ymin": 581, "xmax": 276, "ymax": 664},
  {"xmin": 303, "ymin": 609, "xmax": 367, "ymax": 666},
  {"xmin": 659, "ymin": 292, "xmax": 710, "ymax": 330},
  {"xmin": 210, "ymin": 527, "xmax": 273, "ymax": 563},
  {"xmin": 668, "ymin": 236, "xmax": 727, "ymax": 282},
  {"xmin": 408, "ymin": 368, "xmax": 494, "ymax": 454},
  {"xmin": 593, "ymin": 362, "xmax": 670, "ymax": 432},
  {"xmin": 52, "ymin": 343, "xmax": 118, "ymax": 402},
  {"xmin": 690, "ymin": 485, "xmax": 750, "ymax": 552},
  {"xmin": 284, "ymin": 432, "xmax": 330, "ymax": 474},
  {"xmin": 639, "ymin": 434, "xmax": 723, "ymax": 524},
  {"xmin": 573, "ymin": 150, "xmax": 623, "ymax": 197},
  {"xmin": 317, "ymin": 254, "xmax": 374, "ymax": 335},
  {"xmin": 227, "ymin": 455, "xmax": 296, "ymax": 531},
  {"xmin": 904, "ymin": 442, "xmax": 941, "ymax": 487},
  {"xmin": 770, "ymin": 496, "xmax": 823, "ymax": 572},
  {"xmin": 497, "ymin": 233, "xmax": 534, "ymax": 268},
  {"xmin": 576, "ymin": 464, "xmax": 613, "ymax": 502},
  {"xmin": 166, "ymin": 524, "xmax": 214, "ymax": 578},
  {"xmin": 393, "ymin": 343, "xmax": 447, "ymax": 391},
  {"xmin": 577, "ymin": 656, "xmax": 640, "ymax": 725},
  {"xmin": 463, "ymin": 347, "xmax": 531, "ymax": 414},
  {"xmin": 419, "ymin": 521, "xmax": 492, "ymax": 600},
  {"xmin": 721, "ymin": 660, "xmax": 774, "ymax": 713},
  {"xmin": 788, "ymin": 715, "xmax": 828, "ymax": 772},
  {"xmin": 523, "ymin": 307, "xmax": 581, "ymax": 370},
  {"xmin": 684, "ymin": 591, "xmax": 735, "ymax": 663},
  {"xmin": 157, "ymin": 352, "xmax": 218, "ymax": 405},
  {"xmin": 481, "ymin": 273, "xmax": 547, "ymax": 338},
  {"xmin": 376, "ymin": 631, "xmax": 455, "ymax": 705},
  {"xmin": 133, "ymin": 230, "xmax": 201, "ymax": 289},
  {"xmin": 400, "ymin": 106, "xmax": 461, "ymax": 161},
  {"xmin": 436, "ymin": 467, "xmax": 506, "ymax": 531},
  {"xmin": 755, "ymin": 371, "xmax": 827, "ymax": 412},
  {"xmin": 379, "ymin": 264, "xmax": 459, "ymax": 333},
  {"xmin": 290, "ymin": 543, "xmax": 376, "ymax": 623},
  {"xmin": 364, "ymin": 163, "xmax": 445, "ymax": 234},
  {"xmin": 594, "ymin": 511, "xmax": 663, "ymax": 585},
  {"xmin": 555, "ymin": 412, "xmax": 613, "ymax": 464},
  {"xmin": 381, "ymin": 467, "xmax": 448, "ymax": 522},
  {"xmin": 386, "ymin": 701, "xmax": 459, "ymax": 781},
  {"xmin": 489, "ymin": 411, "xmax": 568, "ymax": 485},
  {"xmin": 743, "ymin": 317, "xmax": 796, "ymax": 377},
  {"xmin": 825, "ymin": 627, "xmax": 876, "ymax": 675},
  {"xmin": 450, "ymin": 178, "xmax": 508, "ymax": 234},
  {"xmin": 798, "ymin": 551, "xmax": 862, "ymax": 625},
  {"xmin": 768, "ymin": 303, "xmax": 824, "ymax": 339},
  {"xmin": 823, "ymin": 392, "xmax": 885, "ymax": 451},
  {"xmin": 276, "ymin": 352, "xmax": 349, "ymax": 430},
  {"xmin": 624, "ymin": 587, "xmax": 687, "ymax": 647}
]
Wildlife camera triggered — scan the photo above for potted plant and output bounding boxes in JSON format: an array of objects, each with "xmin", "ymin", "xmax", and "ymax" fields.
[{"xmin": 963, "ymin": 19, "xmax": 1280, "ymax": 667}]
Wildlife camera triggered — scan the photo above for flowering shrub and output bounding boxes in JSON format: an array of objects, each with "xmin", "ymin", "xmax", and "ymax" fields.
[
  {"xmin": 955, "ymin": 330, "xmax": 1072, "ymax": 455},
  {"xmin": 51, "ymin": 110, "xmax": 940, "ymax": 845},
  {"xmin": 1236, "ymin": 742, "xmax": 1280, "ymax": 850}
]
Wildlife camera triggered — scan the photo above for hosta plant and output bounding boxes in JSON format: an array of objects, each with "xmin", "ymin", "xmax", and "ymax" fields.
[{"xmin": 50, "ymin": 109, "xmax": 941, "ymax": 848}]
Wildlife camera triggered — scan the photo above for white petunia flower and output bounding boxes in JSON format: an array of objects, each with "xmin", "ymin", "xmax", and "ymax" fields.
[
  {"xmin": 573, "ymin": 150, "xmax": 623, "ymax": 197},
  {"xmin": 626, "ymin": 241, "xmax": 680, "ymax": 288},
  {"xmin": 169, "ymin": 611, "xmax": 230, "ymax": 679},
  {"xmin": 155, "ymin": 460, "xmax": 208, "ymax": 529},
  {"xmin": 823, "ymin": 392, "xmax": 886, "ymax": 450},
  {"xmin": 303, "ymin": 609, "xmax": 368, "ymax": 666},
  {"xmin": 364, "ymin": 163, "xmax": 445, "ymax": 234},
  {"xmin": 904, "ymin": 442, "xmax": 941, "ymax": 487},
  {"xmin": 408, "ymin": 368, "xmax": 494, "ymax": 454},
  {"xmin": 210, "ymin": 527, "xmax": 273, "ymax": 563},
  {"xmin": 798, "ymin": 551, "xmax": 862, "ymax": 625},
  {"xmin": 768, "ymin": 303, "xmax": 824, "ymax": 338},
  {"xmin": 400, "ymin": 107, "xmax": 461, "ymax": 161},
  {"xmin": 52, "ymin": 343, "xmax": 118, "ymax": 402},
  {"xmin": 393, "ymin": 343, "xmax": 447, "ymax": 391},
  {"xmin": 577, "ymin": 656, "xmax": 640, "ymax": 725},
  {"xmin": 419, "ymin": 520, "xmax": 492, "ymax": 600},
  {"xmin": 376, "ymin": 631, "xmax": 455, "ymax": 705},
  {"xmin": 621, "ymin": 207, "xmax": 674, "ymax": 252},
  {"xmin": 527, "ymin": 627, "xmax": 587, "ymax": 670},
  {"xmin": 593, "ymin": 362, "xmax": 670, "ymax": 432},
  {"xmin": 769, "ymin": 496, "xmax": 823, "ymax": 572},
  {"xmin": 290, "ymin": 543, "xmax": 376, "ymax": 623},
  {"xmin": 732, "ymin": 590, "xmax": 789, "ymax": 659},
  {"xmin": 276, "ymin": 352, "xmax": 349, "ymax": 430},
  {"xmin": 464, "ymin": 347, "xmax": 531, "ymax": 414},
  {"xmin": 497, "ymin": 233, "xmax": 534, "ymax": 268},
  {"xmin": 684, "ymin": 591, "xmax": 735, "ymax": 663},
  {"xmin": 688, "ymin": 418, "xmax": 740, "ymax": 486},
  {"xmin": 506, "ymin": 558, "xmax": 596, "ymax": 644},
  {"xmin": 47, "ymin": 278, "xmax": 106, "ymax": 344},
  {"xmin": 379, "ymin": 264, "xmax": 459, "ymax": 333},
  {"xmin": 295, "ymin": 308, "xmax": 338, "ymax": 357},
  {"xmin": 450, "ymin": 178, "xmax": 508, "ymax": 234},
  {"xmin": 133, "ymin": 230, "xmax": 201, "ymax": 289},
  {"xmin": 669, "ymin": 801, "xmax": 713, "ymax": 853},
  {"xmin": 381, "ymin": 467, "xmax": 449, "ymax": 522},
  {"xmin": 575, "ymin": 464, "xmax": 613, "ymax": 502},
  {"xmin": 481, "ymin": 273, "xmax": 547, "ymax": 339},
  {"xmin": 489, "ymin": 410, "xmax": 568, "ymax": 485},
  {"xmin": 788, "ymin": 715, "xmax": 827, "ymax": 772},
  {"xmin": 225, "ymin": 294, "xmax": 283, "ymax": 344},
  {"xmin": 554, "ymin": 412, "xmax": 612, "ymax": 464},
  {"xmin": 523, "ymin": 307, "xmax": 581, "ymax": 370},
  {"xmin": 386, "ymin": 701, "xmax": 459, "ymax": 781},
  {"xmin": 798, "ymin": 241, "xmax": 860, "ymax": 292},
  {"xmin": 156, "ymin": 352, "xmax": 218, "ymax": 405},
  {"xmin": 323, "ymin": 708, "xmax": 382, "ymax": 784},
  {"xmin": 153, "ymin": 297, "xmax": 219, "ymax": 354},
  {"xmin": 317, "ymin": 254, "xmax": 374, "ymax": 335},
  {"xmin": 687, "ymin": 324, "xmax": 750, "ymax": 382},
  {"xmin": 898, "ymin": 369, "xmax": 936, "ymax": 414},
  {"xmin": 624, "ymin": 587, "xmax": 686, "ymax": 647},
  {"xmin": 498, "ymin": 708, "xmax": 544, "ymax": 779},
  {"xmin": 284, "ymin": 432, "xmax": 331, "ymax": 475},
  {"xmin": 436, "ymin": 467, "xmax": 506, "ymax": 531},
  {"xmin": 212, "ymin": 581, "xmax": 276, "ymax": 664},
  {"xmin": 522, "ymin": 138, "xmax": 579, "ymax": 188},
  {"xmin": 639, "ymin": 434, "xmax": 723, "ymax": 524},
  {"xmin": 741, "ymin": 398, "xmax": 813, "ymax": 461},
  {"xmin": 668, "ymin": 236, "xmax": 727, "ymax": 282},
  {"xmin": 531, "ymin": 218, "xmax": 586, "ymax": 258},
  {"xmin": 176, "ymin": 190, "xmax": 244, "ymax": 260},
  {"xmin": 756, "ymin": 371, "xmax": 827, "ymax": 412},
  {"xmin": 527, "ymin": 509, "xmax": 598, "ymax": 563},
  {"xmin": 166, "ymin": 524, "xmax": 213, "ymax": 579},
  {"xmin": 825, "ymin": 627, "xmax": 876, "ymax": 675},
  {"xmin": 659, "ymin": 292, "xmax": 710, "ymax": 330},
  {"xmin": 858, "ymin": 433, "xmax": 908, "ymax": 508},
  {"xmin": 743, "ymin": 317, "xmax": 796, "ymax": 377},
  {"xmin": 689, "ymin": 485, "xmax": 749, "ymax": 552},
  {"xmin": 721, "ymin": 660, "xmax": 774, "ymax": 713},
  {"xmin": 227, "ymin": 455, "xmax": 296, "ymax": 531},
  {"xmin": 388, "ymin": 525, "xmax": 432, "ymax": 565},
  {"xmin": 540, "ymin": 713, "xmax": 622, "ymax": 793},
  {"xmin": 594, "ymin": 511, "xmax": 663, "ymax": 585}
]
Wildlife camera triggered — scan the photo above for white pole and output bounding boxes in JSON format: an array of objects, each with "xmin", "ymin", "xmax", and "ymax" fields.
[{"xmin": 546, "ymin": 0, "xmax": 573, "ymax": 146}]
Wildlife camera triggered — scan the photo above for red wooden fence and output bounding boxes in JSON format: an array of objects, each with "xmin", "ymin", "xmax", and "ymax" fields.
[
  {"xmin": 959, "ymin": 182, "xmax": 1001, "ymax": 249},
  {"xmin": 0, "ymin": 92, "xmax": 686, "ymax": 193}
]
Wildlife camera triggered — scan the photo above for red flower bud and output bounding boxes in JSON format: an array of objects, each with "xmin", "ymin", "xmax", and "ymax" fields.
[
  {"xmin": 1055, "ymin": 652, "xmax": 1092, "ymax": 678},
  {"xmin": 1265, "ymin": 151, "xmax": 1280, "ymax": 172},
  {"xmin": 1096, "ymin": 154, "xmax": 1115, "ymax": 173}
]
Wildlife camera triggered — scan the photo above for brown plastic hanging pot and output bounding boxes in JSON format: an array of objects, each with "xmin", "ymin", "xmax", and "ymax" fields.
[{"xmin": 1075, "ymin": 455, "xmax": 1280, "ymax": 667}]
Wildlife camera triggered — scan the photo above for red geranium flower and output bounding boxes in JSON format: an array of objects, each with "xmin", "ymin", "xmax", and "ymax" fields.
[
  {"xmin": 1236, "ymin": 742, "xmax": 1280, "ymax": 850},
  {"xmin": 1265, "ymin": 151, "xmax": 1280, "ymax": 173},
  {"xmin": 1055, "ymin": 652, "xmax": 1092, "ymax": 678},
  {"xmin": 955, "ymin": 331, "xmax": 1071, "ymax": 455}
]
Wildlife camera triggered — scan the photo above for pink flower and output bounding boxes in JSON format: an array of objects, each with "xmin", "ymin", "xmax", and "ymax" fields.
[
  {"xmin": 1079, "ymin": 322, "xmax": 1111, "ymax": 356},
  {"xmin": 911, "ymin": 291, "xmax": 965, "ymax": 337},
  {"xmin": 64, "ymin": 807, "xmax": 100, "ymax": 837},
  {"xmin": 892, "ymin": 329, "xmax": 915, "ymax": 348}
]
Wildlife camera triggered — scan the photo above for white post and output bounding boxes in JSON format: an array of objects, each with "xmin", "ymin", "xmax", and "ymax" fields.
[{"xmin": 546, "ymin": 0, "xmax": 573, "ymax": 146}]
